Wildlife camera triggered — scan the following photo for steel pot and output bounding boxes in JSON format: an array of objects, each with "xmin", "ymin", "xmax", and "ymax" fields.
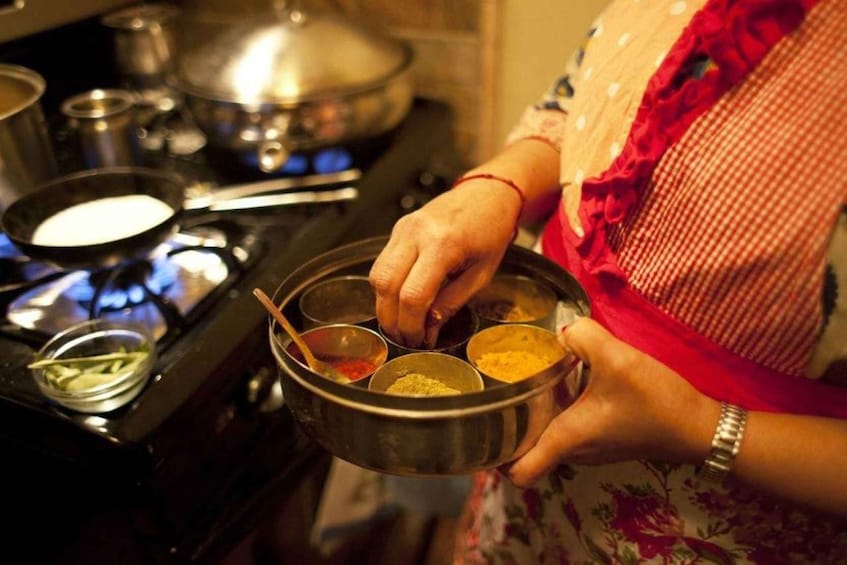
[
  {"xmin": 174, "ymin": 4, "xmax": 414, "ymax": 173},
  {"xmin": 0, "ymin": 64, "xmax": 58, "ymax": 214},
  {"xmin": 268, "ymin": 237, "xmax": 591, "ymax": 476},
  {"xmin": 60, "ymin": 88, "xmax": 141, "ymax": 168},
  {"xmin": 101, "ymin": 3, "xmax": 181, "ymax": 92}
]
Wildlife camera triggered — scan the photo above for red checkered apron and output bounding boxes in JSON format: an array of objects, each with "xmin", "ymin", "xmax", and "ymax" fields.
[{"xmin": 544, "ymin": 0, "xmax": 847, "ymax": 417}]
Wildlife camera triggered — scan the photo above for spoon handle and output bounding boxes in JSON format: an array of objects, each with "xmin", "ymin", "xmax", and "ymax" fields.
[{"xmin": 252, "ymin": 288, "xmax": 322, "ymax": 370}]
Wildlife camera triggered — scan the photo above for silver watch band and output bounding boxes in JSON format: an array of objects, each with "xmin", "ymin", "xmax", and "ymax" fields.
[{"xmin": 699, "ymin": 402, "xmax": 747, "ymax": 484}]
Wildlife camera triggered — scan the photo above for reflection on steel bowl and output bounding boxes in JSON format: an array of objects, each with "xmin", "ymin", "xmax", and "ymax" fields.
[{"xmin": 267, "ymin": 237, "xmax": 591, "ymax": 476}]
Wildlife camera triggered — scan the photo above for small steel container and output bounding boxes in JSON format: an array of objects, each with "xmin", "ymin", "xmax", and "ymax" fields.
[
  {"xmin": 298, "ymin": 275, "xmax": 376, "ymax": 329},
  {"xmin": 280, "ymin": 323, "xmax": 388, "ymax": 385},
  {"xmin": 101, "ymin": 3, "xmax": 181, "ymax": 91},
  {"xmin": 0, "ymin": 64, "xmax": 58, "ymax": 214},
  {"xmin": 379, "ymin": 305, "xmax": 478, "ymax": 358},
  {"xmin": 369, "ymin": 352, "xmax": 484, "ymax": 396},
  {"xmin": 466, "ymin": 324, "xmax": 570, "ymax": 385},
  {"xmin": 268, "ymin": 236, "xmax": 590, "ymax": 475},
  {"xmin": 61, "ymin": 88, "xmax": 140, "ymax": 167},
  {"xmin": 469, "ymin": 274, "xmax": 558, "ymax": 330}
]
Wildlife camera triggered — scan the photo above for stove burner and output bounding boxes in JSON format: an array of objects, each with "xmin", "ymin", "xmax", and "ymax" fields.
[
  {"xmin": 4, "ymin": 222, "xmax": 259, "ymax": 344},
  {"xmin": 237, "ymin": 146, "xmax": 355, "ymax": 175},
  {"xmin": 69, "ymin": 258, "xmax": 179, "ymax": 312}
]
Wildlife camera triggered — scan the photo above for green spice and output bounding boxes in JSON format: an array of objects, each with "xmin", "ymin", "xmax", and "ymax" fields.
[
  {"xmin": 386, "ymin": 373, "xmax": 461, "ymax": 396},
  {"xmin": 28, "ymin": 346, "xmax": 150, "ymax": 392}
]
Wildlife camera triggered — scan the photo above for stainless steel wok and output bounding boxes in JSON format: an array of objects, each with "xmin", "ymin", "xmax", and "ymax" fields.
[{"xmin": 174, "ymin": 3, "xmax": 414, "ymax": 173}]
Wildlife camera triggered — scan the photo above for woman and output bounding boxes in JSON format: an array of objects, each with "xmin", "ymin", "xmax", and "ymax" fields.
[{"xmin": 369, "ymin": 0, "xmax": 847, "ymax": 562}]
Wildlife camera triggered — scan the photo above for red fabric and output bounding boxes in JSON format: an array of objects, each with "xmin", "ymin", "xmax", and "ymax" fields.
[
  {"xmin": 564, "ymin": 0, "xmax": 818, "ymax": 278},
  {"xmin": 543, "ymin": 0, "xmax": 847, "ymax": 418},
  {"xmin": 544, "ymin": 212, "xmax": 847, "ymax": 418}
]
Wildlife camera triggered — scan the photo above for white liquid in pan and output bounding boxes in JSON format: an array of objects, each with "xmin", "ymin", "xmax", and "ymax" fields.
[{"xmin": 32, "ymin": 195, "xmax": 175, "ymax": 247}]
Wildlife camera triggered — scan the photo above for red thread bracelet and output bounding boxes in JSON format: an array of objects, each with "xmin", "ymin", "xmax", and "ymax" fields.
[{"xmin": 451, "ymin": 173, "xmax": 526, "ymax": 241}]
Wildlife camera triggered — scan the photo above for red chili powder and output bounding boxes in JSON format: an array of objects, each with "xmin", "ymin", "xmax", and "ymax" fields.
[
  {"xmin": 286, "ymin": 343, "xmax": 376, "ymax": 381},
  {"xmin": 328, "ymin": 357, "xmax": 377, "ymax": 381}
]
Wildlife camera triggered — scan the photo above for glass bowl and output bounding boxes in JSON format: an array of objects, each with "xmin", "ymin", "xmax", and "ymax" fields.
[{"xmin": 29, "ymin": 319, "xmax": 156, "ymax": 413}]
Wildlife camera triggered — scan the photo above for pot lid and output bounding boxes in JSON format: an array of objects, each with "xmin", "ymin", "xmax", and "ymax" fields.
[{"xmin": 175, "ymin": 6, "xmax": 413, "ymax": 105}]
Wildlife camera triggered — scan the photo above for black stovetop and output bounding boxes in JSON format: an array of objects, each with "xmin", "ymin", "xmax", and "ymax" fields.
[{"xmin": 0, "ymin": 98, "xmax": 459, "ymax": 563}]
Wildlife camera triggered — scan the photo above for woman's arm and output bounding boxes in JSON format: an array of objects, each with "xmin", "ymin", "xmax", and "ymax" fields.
[
  {"xmin": 369, "ymin": 137, "xmax": 562, "ymax": 349},
  {"xmin": 508, "ymin": 317, "xmax": 847, "ymax": 517}
]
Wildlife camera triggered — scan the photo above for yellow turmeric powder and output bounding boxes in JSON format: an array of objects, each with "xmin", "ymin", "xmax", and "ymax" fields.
[
  {"xmin": 475, "ymin": 350, "xmax": 553, "ymax": 383},
  {"xmin": 386, "ymin": 373, "xmax": 461, "ymax": 396}
]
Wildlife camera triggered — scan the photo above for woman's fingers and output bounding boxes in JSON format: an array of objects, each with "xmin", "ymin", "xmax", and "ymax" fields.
[
  {"xmin": 370, "ymin": 182, "xmax": 518, "ymax": 347},
  {"xmin": 423, "ymin": 260, "xmax": 500, "ymax": 348},
  {"xmin": 507, "ymin": 407, "xmax": 585, "ymax": 487},
  {"xmin": 369, "ymin": 235, "xmax": 418, "ymax": 344},
  {"xmin": 393, "ymin": 248, "xmax": 461, "ymax": 348},
  {"xmin": 508, "ymin": 319, "xmax": 626, "ymax": 487},
  {"xmin": 560, "ymin": 317, "xmax": 612, "ymax": 366},
  {"xmin": 370, "ymin": 224, "xmax": 472, "ymax": 347}
]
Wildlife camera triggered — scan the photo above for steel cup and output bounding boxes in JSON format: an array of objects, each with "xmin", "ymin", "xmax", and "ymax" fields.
[
  {"xmin": 298, "ymin": 275, "xmax": 377, "ymax": 329},
  {"xmin": 469, "ymin": 274, "xmax": 558, "ymax": 330},
  {"xmin": 61, "ymin": 88, "xmax": 140, "ymax": 168}
]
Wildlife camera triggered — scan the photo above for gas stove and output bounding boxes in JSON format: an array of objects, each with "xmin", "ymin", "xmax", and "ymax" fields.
[
  {"xmin": 2, "ymin": 221, "xmax": 256, "ymax": 343},
  {"xmin": 0, "ymin": 98, "xmax": 458, "ymax": 563}
]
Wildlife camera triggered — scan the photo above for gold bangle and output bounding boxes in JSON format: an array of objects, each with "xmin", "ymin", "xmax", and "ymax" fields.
[{"xmin": 698, "ymin": 402, "xmax": 747, "ymax": 484}]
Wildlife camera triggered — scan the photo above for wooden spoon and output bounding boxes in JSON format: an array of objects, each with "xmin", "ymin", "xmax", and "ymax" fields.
[{"xmin": 253, "ymin": 288, "xmax": 350, "ymax": 383}]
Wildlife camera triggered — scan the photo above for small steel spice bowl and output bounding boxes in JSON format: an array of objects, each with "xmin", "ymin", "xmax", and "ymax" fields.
[
  {"xmin": 466, "ymin": 324, "xmax": 569, "ymax": 385},
  {"xmin": 29, "ymin": 319, "xmax": 155, "ymax": 413},
  {"xmin": 469, "ymin": 274, "xmax": 558, "ymax": 330},
  {"xmin": 379, "ymin": 305, "xmax": 479, "ymax": 358},
  {"xmin": 298, "ymin": 275, "xmax": 376, "ymax": 328},
  {"xmin": 369, "ymin": 352, "xmax": 484, "ymax": 396},
  {"xmin": 281, "ymin": 323, "xmax": 388, "ymax": 385},
  {"xmin": 267, "ymin": 237, "xmax": 591, "ymax": 476}
]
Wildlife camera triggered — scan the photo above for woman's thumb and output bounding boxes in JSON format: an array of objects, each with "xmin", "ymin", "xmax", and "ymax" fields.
[
  {"xmin": 559, "ymin": 316, "xmax": 611, "ymax": 366},
  {"xmin": 507, "ymin": 408, "xmax": 581, "ymax": 487}
]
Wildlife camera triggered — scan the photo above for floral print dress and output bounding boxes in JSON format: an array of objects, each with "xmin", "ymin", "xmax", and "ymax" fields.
[{"xmin": 456, "ymin": 0, "xmax": 847, "ymax": 563}]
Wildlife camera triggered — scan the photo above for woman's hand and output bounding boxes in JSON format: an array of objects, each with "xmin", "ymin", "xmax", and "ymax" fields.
[
  {"xmin": 369, "ymin": 138, "xmax": 562, "ymax": 348},
  {"xmin": 508, "ymin": 317, "xmax": 720, "ymax": 487},
  {"xmin": 369, "ymin": 179, "xmax": 520, "ymax": 348}
]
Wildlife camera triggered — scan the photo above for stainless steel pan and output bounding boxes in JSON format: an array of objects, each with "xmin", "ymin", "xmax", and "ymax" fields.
[{"xmin": 0, "ymin": 166, "xmax": 359, "ymax": 270}]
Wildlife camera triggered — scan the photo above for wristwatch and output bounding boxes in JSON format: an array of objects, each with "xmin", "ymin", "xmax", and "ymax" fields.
[{"xmin": 698, "ymin": 402, "xmax": 747, "ymax": 484}]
